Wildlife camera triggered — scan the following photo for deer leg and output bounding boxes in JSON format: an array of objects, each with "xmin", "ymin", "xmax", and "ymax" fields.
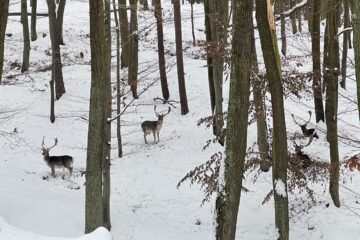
[
  {"xmin": 153, "ymin": 132, "xmax": 157, "ymax": 143},
  {"xmin": 51, "ymin": 167, "xmax": 55, "ymax": 177},
  {"xmin": 67, "ymin": 166, "xmax": 73, "ymax": 176},
  {"xmin": 144, "ymin": 134, "xmax": 148, "ymax": 144},
  {"xmin": 157, "ymin": 132, "xmax": 160, "ymax": 142}
]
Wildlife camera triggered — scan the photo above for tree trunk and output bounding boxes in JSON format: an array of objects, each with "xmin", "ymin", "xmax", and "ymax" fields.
[
  {"xmin": 312, "ymin": 0, "xmax": 324, "ymax": 122},
  {"xmin": 324, "ymin": 0, "xmax": 340, "ymax": 208},
  {"xmin": 85, "ymin": 0, "xmax": 107, "ymax": 233},
  {"xmin": 50, "ymin": 70, "xmax": 55, "ymax": 122},
  {"xmin": 350, "ymin": 0, "xmax": 360, "ymax": 124},
  {"xmin": 341, "ymin": 0, "xmax": 350, "ymax": 89},
  {"xmin": 140, "ymin": 0, "xmax": 149, "ymax": 10},
  {"xmin": 129, "ymin": 0, "xmax": 139, "ymax": 99},
  {"xmin": 113, "ymin": 0, "xmax": 123, "ymax": 158},
  {"xmin": 215, "ymin": 1, "xmax": 252, "ymax": 239},
  {"xmin": 251, "ymin": 11, "xmax": 270, "ymax": 171},
  {"xmin": 119, "ymin": 0, "xmax": 130, "ymax": 68},
  {"xmin": 204, "ymin": 0, "xmax": 215, "ymax": 115},
  {"xmin": 208, "ymin": 0, "xmax": 229, "ymax": 137},
  {"xmin": 173, "ymin": 0, "xmax": 189, "ymax": 115},
  {"xmin": 31, "ymin": 0, "xmax": 37, "ymax": 41},
  {"xmin": 21, "ymin": 0, "xmax": 30, "ymax": 73},
  {"xmin": 0, "ymin": 0, "xmax": 9, "ymax": 83},
  {"xmin": 47, "ymin": 0, "xmax": 65, "ymax": 100},
  {"xmin": 256, "ymin": 1, "xmax": 289, "ymax": 239},
  {"xmin": 102, "ymin": 0, "xmax": 112, "ymax": 231},
  {"xmin": 190, "ymin": 2, "xmax": 196, "ymax": 46},
  {"xmin": 290, "ymin": 0, "xmax": 298, "ymax": 34},
  {"xmin": 280, "ymin": 1, "xmax": 287, "ymax": 56},
  {"xmin": 154, "ymin": 0, "xmax": 170, "ymax": 101},
  {"xmin": 56, "ymin": 0, "xmax": 66, "ymax": 45}
]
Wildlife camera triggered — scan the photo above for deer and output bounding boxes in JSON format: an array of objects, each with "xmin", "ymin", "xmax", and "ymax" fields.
[
  {"xmin": 291, "ymin": 111, "xmax": 319, "ymax": 145},
  {"xmin": 41, "ymin": 137, "xmax": 73, "ymax": 177},
  {"xmin": 141, "ymin": 106, "xmax": 171, "ymax": 144},
  {"xmin": 292, "ymin": 139, "xmax": 312, "ymax": 169}
]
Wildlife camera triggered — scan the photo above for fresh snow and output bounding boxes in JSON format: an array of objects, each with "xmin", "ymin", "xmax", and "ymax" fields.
[
  {"xmin": 274, "ymin": 179, "xmax": 287, "ymax": 198},
  {"xmin": 1, "ymin": 1, "xmax": 360, "ymax": 240}
]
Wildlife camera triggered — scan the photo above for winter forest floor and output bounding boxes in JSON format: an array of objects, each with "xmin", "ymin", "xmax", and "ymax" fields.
[{"xmin": 1, "ymin": 1, "xmax": 360, "ymax": 240}]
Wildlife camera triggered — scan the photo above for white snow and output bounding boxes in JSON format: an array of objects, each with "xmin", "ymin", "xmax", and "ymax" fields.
[
  {"xmin": 1, "ymin": 1, "xmax": 360, "ymax": 240},
  {"xmin": 274, "ymin": 179, "xmax": 287, "ymax": 198}
]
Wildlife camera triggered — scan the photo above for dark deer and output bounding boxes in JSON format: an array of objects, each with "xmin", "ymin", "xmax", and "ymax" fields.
[
  {"xmin": 291, "ymin": 111, "xmax": 319, "ymax": 145},
  {"xmin": 293, "ymin": 139, "xmax": 312, "ymax": 169},
  {"xmin": 41, "ymin": 137, "xmax": 73, "ymax": 176},
  {"xmin": 141, "ymin": 106, "xmax": 171, "ymax": 144}
]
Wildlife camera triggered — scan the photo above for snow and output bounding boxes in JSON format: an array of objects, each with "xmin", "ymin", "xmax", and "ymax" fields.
[
  {"xmin": 274, "ymin": 179, "xmax": 287, "ymax": 198},
  {"xmin": 1, "ymin": 1, "xmax": 360, "ymax": 240}
]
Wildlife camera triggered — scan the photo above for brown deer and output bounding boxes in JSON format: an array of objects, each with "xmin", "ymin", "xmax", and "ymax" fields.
[
  {"xmin": 41, "ymin": 137, "xmax": 73, "ymax": 176},
  {"xmin": 291, "ymin": 111, "xmax": 319, "ymax": 145},
  {"xmin": 292, "ymin": 139, "xmax": 312, "ymax": 169},
  {"xmin": 141, "ymin": 106, "xmax": 171, "ymax": 144}
]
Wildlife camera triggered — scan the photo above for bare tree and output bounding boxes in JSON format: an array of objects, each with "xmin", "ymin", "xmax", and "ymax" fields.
[
  {"xmin": 173, "ymin": 0, "xmax": 189, "ymax": 115},
  {"xmin": 256, "ymin": 0, "xmax": 289, "ymax": 239},
  {"xmin": 56, "ymin": 0, "xmax": 66, "ymax": 45},
  {"xmin": 21, "ymin": 0, "xmax": 30, "ymax": 73},
  {"xmin": 215, "ymin": 0, "xmax": 252, "ymax": 239},
  {"xmin": 0, "ymin": 0, "xmax": 9, "ymax": 83},
  {"xmin": 31, "ymin": 0, "xmax": 37, "ymax": 41},
  {"xmin": 129, "ymin": 0, "xmax": 139, "ymax": 99}
]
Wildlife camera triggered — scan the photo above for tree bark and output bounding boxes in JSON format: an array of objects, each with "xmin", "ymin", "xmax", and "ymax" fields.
[
  {"xmin": 208, "ymin": 0, "xmax": 229, "ymax": 136},
  {"xmin": 47, "ymin": 0, "xmax": 65, "ymax": 100},
  {"xmin": 324, "ymin": 0, "xmax": 340, "ymax": 208},
  {"xmin": 204, "ymin": 0, "xmax": 215, "ymax": 115},
  {"xmin": 256, "ymin": 0, "xmax": 289, "ymax": 239},
  {"xmin": 280, "ymin": 1, "xmax": 287, "ymax": 56},
  {"xmin": 119, "ymin": 0, "xmax": 130, "ymax": 68},
  {"xmin": 154, "ymin": 0, "xmax": 170, "ymax": 101},
  {"xmin": 85, "ymin": 0, "xmax": 108, "ymax": 233},
  {"xmin": 215, "ymin": 1, "xmax": 252, "ymax": 239},
  {"xmin": 102, "ymin": 0, "xmax": 112, "ymax": 231},
  {"xmin": 173, "ymin": 0, "xmax": 189, "ymax": 115},
  {"xmin": 312, "ymin": 0, "xmax": 324, "ymax": 122},
  {"xmin": 341, "ymin": 0, "xmax": 350, "ymax": 89},
  {"xmin": 350, "ymin": 0, "xmax": 360, "ymax": 124},
  {"xmin": 56, "ymin": 0, "xmax": 66, "ymax": 45},
  {"xmin": 21, "ymin": 0, "xmax": 30, "ymax": 73},
  {"xmin": 129, "ymin": 0, "xmax": 139, "ymax": 99},
  {"xmin": 31, "ymin": 0, "xmax": 37, "ymax": 41},
  {"xmin": 0, "ymin": 0, "xmax": 9, "ymax": 83},
  {"xmin": 290, "ymin": 0, "xmax": 298, "ymax": 34},
  {"xmin": 113, "ymin": 0, "xmax": 123, "ymax": 158}
]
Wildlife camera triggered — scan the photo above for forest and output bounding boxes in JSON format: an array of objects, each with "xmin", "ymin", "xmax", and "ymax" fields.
[{"xmin": 0, "ymin": 0, "xmax": 360, "ymax": 240}]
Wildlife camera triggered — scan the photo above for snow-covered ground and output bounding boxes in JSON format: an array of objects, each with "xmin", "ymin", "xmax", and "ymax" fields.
[{"xmin": 1, "ymin": 1, "xmax": 360, "ymax": 239}]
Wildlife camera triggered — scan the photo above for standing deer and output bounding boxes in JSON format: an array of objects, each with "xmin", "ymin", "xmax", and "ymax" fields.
[
  {"xmin": 41, "ymin": 137, "xmax": 73, "ymax": 176},
  {"xmin": 292, "ymin": 139, "xmax": 312, "ymax": 169},
  {"xmin": 141, "ymin": 106, "xmax": 171, "ymax": 144},
  {"xmin": 291, "ymin": 111, "xmax": 319, "ymax": 145}
]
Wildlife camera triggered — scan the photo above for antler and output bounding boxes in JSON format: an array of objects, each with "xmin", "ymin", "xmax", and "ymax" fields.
[
  {"xmin": 163, "ymin": 107, "xmax": 171, "ymax": 116},
  {"xmin": 154, "ymin": 105, "xmax": 159, "ymax": 117},
  {"xmin": 304, "ymin": 111, "xmax": 312, "ymax": 126},
  {"xmin": 291, "ymin": 114, "xmax": 302, "ymax": 126},
  {"xmin": 42, "ymin": 137, "xmax": 58, "ymax": 151},
  {"xmin": 154, "ymin": 106, "xmax": 171, "ymax": 116}
]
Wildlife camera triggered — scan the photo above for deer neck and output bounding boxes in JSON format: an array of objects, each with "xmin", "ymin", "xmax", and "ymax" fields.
[
  {"xmin": 157, "ymin": 118, "xmax": 164, "ymax": 129},
  {"xmin": 43, "ymin": 153, "xmax": 50, "ymax": 162}
]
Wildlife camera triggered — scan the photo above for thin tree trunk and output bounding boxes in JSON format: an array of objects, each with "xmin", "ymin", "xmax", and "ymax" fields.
[
  {"xmin": 204, "ymin": 0, "xmax": 215, "ymax": 115},
  {"xmin": 324, "ymin": 0, "xmax": 340, "ymax": 208},
  {"xmin": 256, "ymin": 0, "xmax": 289, "ymax": 239},
  {"xmin": 119, "ymin": 0, "xmax": 130, "ymax": 68},
  {"xmin": 341, "ymin": 0, "xmax": 350, "ymax": 89},
  {"xmin": 102, "ymin": 0, "xmax": 112, "ymax": 231},
  {"xmin": 280, "ymin": 1, "xmax": 287, "ymax": 56},
  {"xmin": 0, "ymin": 0, "xmax": 9, "ymax": 83},
  {"xmin": 154, "ymin": 0, "xmax": 170, "ymax": 101},
  {"xmin": 31, "ymin": 0, "xmax": 37, "ymax": 41},
  {"xmin": 85, "ymin": 0, "xmax": 107, "ymax": 233},
  {"xmin": 208, "ymin": 0, "xmax": 229, "ymax": 137},
  {"xmin": 290, "ymin": 0, "xmax": 298, "ymax": 34},
  {"xmin": 50, "ymin": 70, "xmax": 55, "ymax": 122},
  {"xmin": 173, "ymin": 0, "xmax": 189, "ymax": 115},
  {"xmin": 47, "ymin": 0, "xmax": 65, "ymax": 100},
  {"xmin": 21, "ymin": 0, "xmax": 30, "ymax": 73},
  {"xmin": 129, "ymin": 0, "xmax": 139, "ymax": 99},
  {"xmin": 312, "ymin": 0, "xmax": 324, "ymax": 122},
  {"xmin": 251, "ymin": 11, "xmax": 270, "ymax": 171},
  {"xmin": 350, "ymin": 0, "xmax": 360, "ymax": 124},
  {"xmin": 56, "ymin": 0, "xmax": 66, "ymax": 45},
  {"xmin": 190, "ymin": 2, "xmax": 196, "ymax": 46},
  {"xmin": 215, "ymin": 0, "xmax": 252, "ymax": 239},
  {"xmin": 113, "ymin": 0, "xmax": 123, "ymax": 158}
]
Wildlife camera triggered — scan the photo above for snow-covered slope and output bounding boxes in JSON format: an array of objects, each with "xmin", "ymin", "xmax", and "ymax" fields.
[{"xmin": 1, "ymin": 1, "xmax": 360, "ymax": 240}]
